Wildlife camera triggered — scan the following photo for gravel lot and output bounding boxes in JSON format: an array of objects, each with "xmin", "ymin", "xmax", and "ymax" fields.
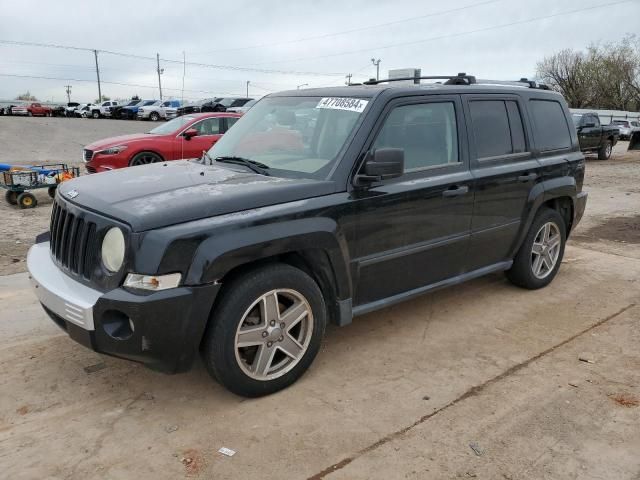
[{"xmin": 1, "ymin": 117, "xmax": 639, "ymax": 479}]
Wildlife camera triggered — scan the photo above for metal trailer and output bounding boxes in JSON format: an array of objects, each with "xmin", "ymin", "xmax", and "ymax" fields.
[{"xmin": 1, "ymin": 164, "xmax": 79, "ymax": 208}]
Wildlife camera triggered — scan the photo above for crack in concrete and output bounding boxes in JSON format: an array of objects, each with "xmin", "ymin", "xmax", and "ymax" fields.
[{"xmin": 307, "ymin": 303, "xmax": 637, "ymax": 480}]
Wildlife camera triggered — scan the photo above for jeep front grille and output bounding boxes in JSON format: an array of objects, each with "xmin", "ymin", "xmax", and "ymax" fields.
[{"xmin": 49, "ymin": 200, "xmax": 99, "ymax": 279}]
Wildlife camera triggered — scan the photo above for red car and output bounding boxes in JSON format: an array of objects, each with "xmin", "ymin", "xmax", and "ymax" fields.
[
  {"xmin": 12, "ymin": 102, "xmax": 53, "ymax": 117},
  {"xmin": 83, "ymin": 112, "xmax": 241, "ymax": 173}
]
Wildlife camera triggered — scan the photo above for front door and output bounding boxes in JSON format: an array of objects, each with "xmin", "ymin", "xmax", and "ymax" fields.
[
  {"xmin": 350, "ymin": 96, "xmax": 474, "ymax": 307},
  {"xmin": 175, "ymin": 117, "xmax": 223, "ymax": 159},
  {"xmin": 577, "ymin": 113, "xmax": 600, "ymax": 149},
  {"xmin": 463, "ymin": 95, "xmax": 541, "ymax": 270}
]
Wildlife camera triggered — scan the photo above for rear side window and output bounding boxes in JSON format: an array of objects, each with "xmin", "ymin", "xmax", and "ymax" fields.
[
  {"xmin": 469, "ymin": 100, "xmax": 527, "ymax": 159},
  {"xmin": 529, "ymin": 100, "xmax": 572, "ymax": 151}
]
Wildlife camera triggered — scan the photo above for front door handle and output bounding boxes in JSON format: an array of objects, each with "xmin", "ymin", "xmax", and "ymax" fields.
[
  {"xmin": 442, "ymin": 185, "xmax": 469, "ymax": 198},
  {"xmin": 518, "ymin": 173, "xmax": 538, "ymax": 182}
]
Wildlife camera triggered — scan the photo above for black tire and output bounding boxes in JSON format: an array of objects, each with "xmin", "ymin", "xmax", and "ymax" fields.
[
  {"xmin": 150, "ymin": 112, "xmax": 160, "ymax": 122},
  {"xmin": 48, "ymin": 186, "xmax": 57, "ymax": 199},
  {"xmin": 129, "ymin": 151, "xmax": 163, "ymax": 166},
  {"xmin": 598, "ymin": 140, "xmax": 613, "ymax": 160},
  {"xmin": 17, "ymin": 192, "xmax": 37, "ymax": 209},
  {"xmin": 27, "ymin": 111, "xmax": 33, "ymax": 117},
  {"xmin": 201, "ymin": 263, "xmax": 327, "ymax": 397},
  {"xmin": 5, "ymin": 190, "xmax": 18, "ymax": 205},
  {"xmin": 92, "ymin": 110, "xmax": 100, "ymax": 119},
  {"xmin": 506, "ymin": 207, "xmax": 566, "ymax": 290}
]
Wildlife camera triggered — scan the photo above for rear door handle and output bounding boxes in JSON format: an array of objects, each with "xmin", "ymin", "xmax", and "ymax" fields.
[
  {"xmin": 442, "ymin": 185, "xmax": 469, "ymax": 198},
  {"xmin": 518, "ymin": 173, "xmax": 538, "ymax": 182}
]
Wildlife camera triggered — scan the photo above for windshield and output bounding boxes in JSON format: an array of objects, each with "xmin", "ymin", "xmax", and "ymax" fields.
[
  {"xmin": 149, "ymin": 115, "xmax": 195, "ymax": 134},
  {"xmin": 142, "ymin": 100, "xmax": 157, "ymax": 106},
  {"xmin": 217, "ymin": 98, "xmax": 235, "ymax": 107},
  {"xmin": 208, "ymin": 96, "xmax": 368, "ymax": 179},
  {"xmin": 571, "ymin": 114, "xmax": 582, "ymax": 125},
  {"xmin": 127, "ymin": 100, "xmax": 140, "ymax": 106}
]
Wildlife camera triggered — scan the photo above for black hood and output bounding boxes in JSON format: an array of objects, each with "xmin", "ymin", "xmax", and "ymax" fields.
[{"xmin": 58, "ymin": 161, "xmax": 334, "ymax": 231}]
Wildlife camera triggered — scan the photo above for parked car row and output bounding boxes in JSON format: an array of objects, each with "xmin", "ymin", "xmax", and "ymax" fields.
[{"xmin": 1, "ymin": 96, "xmax": 255, "ymax": 120}]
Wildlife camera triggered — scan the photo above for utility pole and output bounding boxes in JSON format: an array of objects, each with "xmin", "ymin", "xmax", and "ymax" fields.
[
  {"xmin": 345, "ymin": 74, "xmax": 352, "ymax": 86},
  {"xmin": 246, "ymin": 80, "xmax": 250, "ymax": 97},
  {"xmin": 371, "ymin": 58, "xmax": 381, "ymax": 81},
  {"xmin": 156, "ymin": 53, "xmax": 164, "ymax": 101},
  {"xmin": 93, "ymin": 49, "xmax": 102, "ymax": 102},
  {"xmin": 65, "ymin": 85, "xmax": 72, "ymax": 103}
]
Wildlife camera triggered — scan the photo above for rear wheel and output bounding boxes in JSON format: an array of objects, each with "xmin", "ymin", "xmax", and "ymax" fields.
[
  {"xmin": 506, "ymin": 208, "xmax": 566, "ymax": 289},
  {"xmin": 598, "ymin": 140, "xmax": 613, "ymax": 160},
  {"xmin": 201, "ymin": 264, "xmax": 326, "ymax": 397},
  {"xmin": 92, "ymin": 110, "xmax": 100, "ymax": 119},
  {"xmin": 5, "ymin": 190, "xmax": 18, "ymax": 205},
  {"xmin": 17, "ymin": 192, "xmax": 37, "ymax": 209},
  {"xmin": 129, "ymin": 151, "xmax": 162, "ymax": 166}
]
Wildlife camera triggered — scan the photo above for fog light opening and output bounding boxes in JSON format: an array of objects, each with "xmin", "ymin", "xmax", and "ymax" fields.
[{"xmin": 102, "ymin": 310, "xmax": 134, "ymax": 340}]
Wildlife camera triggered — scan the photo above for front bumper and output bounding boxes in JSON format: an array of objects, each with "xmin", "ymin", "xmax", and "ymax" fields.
[
  {"xmin": 28, "ymin": 242, "xmax": 219, "ymax": 373},
  {"xmin": 573, "ymin": 191, "xmax": 588, "ymax": 230}
]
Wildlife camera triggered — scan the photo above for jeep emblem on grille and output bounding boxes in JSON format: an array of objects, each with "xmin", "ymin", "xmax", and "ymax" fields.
[{"xmin": 66, "ymin": 190, "xmax": 79, "ymax": 199}]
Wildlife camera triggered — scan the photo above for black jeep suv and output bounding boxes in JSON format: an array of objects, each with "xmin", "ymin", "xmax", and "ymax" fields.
[{"xmin": 28, "ymin": 74, "xmax": 587, "ymax": 397}]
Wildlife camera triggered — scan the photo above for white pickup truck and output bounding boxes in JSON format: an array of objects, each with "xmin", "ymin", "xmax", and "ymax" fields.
[
  {"xmin": 137, "ymin": 99, "xmax": 182, "ymax": 121},
  {"xmin": 90, "ymin": 101, "xmax": 120, "ymax": 119}
]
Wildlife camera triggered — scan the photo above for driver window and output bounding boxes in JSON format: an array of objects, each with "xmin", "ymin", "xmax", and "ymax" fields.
[
  {"xmin": 193, "ymin": 118, "xmax": 221, "ymax": 135},
  {"xmin": 373, "ymin": 102, "xmax": 459, "ymax": 171}
]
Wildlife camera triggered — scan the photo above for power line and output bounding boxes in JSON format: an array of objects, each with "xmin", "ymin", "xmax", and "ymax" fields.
[
  {"xmin": 0, "ymin": 39, "xmax": 345, "ymax": 77},
  {"xmin": 0, "ymin": 73, "xmax": 246, "ymax": 96},
  {"xmin": 188, "ymin": 0, "xmax": 502, "ymax": 56},
  {"xmin": 250, "ymin": 0, "xmax": 635, "ymax": 65}
]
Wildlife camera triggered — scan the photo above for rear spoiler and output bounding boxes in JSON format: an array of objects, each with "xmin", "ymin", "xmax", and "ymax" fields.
[{"xmin": 629, "ymin": 131, "xmax": 640, "ymax": 151}]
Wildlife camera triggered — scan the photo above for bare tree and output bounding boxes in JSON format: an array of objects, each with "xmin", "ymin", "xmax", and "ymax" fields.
[{"xmin": 536, "ymin": 36, "xmax": 640, "ymax": 110}]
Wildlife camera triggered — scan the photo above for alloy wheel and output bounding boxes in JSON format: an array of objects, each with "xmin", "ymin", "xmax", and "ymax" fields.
[
  {"xmin": 234, "ymin": 289, "xmax": 314, "ymax": 381},
  {"xmin": 531, "ymin": 222, "xmax": 561, "ymax": 279}
]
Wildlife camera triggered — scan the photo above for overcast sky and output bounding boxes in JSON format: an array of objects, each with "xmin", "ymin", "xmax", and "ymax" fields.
[{"xmin": 0, "ymin": 0, "xmax": 638, "ymax": 103}]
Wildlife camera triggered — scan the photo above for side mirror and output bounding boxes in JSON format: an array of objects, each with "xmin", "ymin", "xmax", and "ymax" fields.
[
  {"xmin": 183, "ymin": 128, "xmax": 198, "ymax": 140},
  {"xmin": 355, "ymin": 148, "xmax": 404, "ymax": 185}
]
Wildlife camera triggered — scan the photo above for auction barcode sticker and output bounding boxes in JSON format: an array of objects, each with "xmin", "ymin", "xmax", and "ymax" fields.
[{"xmin": 316, "ymin": 97, "xmax": 368, "ymax": 113}]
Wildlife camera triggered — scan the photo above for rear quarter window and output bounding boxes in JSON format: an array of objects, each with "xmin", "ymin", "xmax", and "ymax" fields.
[{"xmin": 529, "ymin": 99, "xmax": 572, "ymax": 151}]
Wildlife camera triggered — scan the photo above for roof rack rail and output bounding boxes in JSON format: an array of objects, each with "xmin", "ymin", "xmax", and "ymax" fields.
[
  {"xmin": 476, "ymin": 78, "xmax": 551, "ymax": 90},
  {"xmin": 362, "ymin": 72, "xmax": 476, "ymax": 86}
]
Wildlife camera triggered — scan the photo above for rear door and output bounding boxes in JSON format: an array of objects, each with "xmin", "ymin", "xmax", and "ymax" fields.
[
  {"xmin": 463, "ymin": 95, "xmax": 541, "ymax": 270},
  {"xmin": 351, "ymin": 95, "xmax": 474, "ymax": 307}
]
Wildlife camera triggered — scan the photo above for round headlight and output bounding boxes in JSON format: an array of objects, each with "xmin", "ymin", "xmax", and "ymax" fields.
[{"xmin": 101, "ymin": 227, "xmax": 125, "ymax": 272}]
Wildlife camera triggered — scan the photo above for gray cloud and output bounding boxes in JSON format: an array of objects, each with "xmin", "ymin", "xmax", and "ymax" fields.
[{"xmin": 0, "ymin": 0, "xmax": 637, "ymax": 102}]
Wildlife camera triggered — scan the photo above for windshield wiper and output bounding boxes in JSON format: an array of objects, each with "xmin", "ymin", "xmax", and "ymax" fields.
[{"xmin": 215, "ymin": 156, "xmax": 270, "ymax": 176}]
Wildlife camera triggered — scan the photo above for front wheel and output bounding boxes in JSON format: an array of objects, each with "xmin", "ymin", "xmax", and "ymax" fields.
[
  {"xmin": 17, "ymin": 192, "xmax": 37, "ymax": 209},
  {"xmin": 149, "ymin": 112, "xmax": 160, "ymax": 121},
  {"xmin": 598, "ymin": 140, "xmax": 613, "ymax": 160},
  {"xmin": 201, "ymin": 264, "xmax": 326, "ymax": 397},
  {"xmin": 506, "ymin": 208, "xmax": 566, "ymax": 289},
  {"xmin": 92, "ymin": 110, "xmax": 100, "ymax": 119},
  {"xmin": 129, "ymin": 151, "xmax": 162, "ymax": 166}
]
